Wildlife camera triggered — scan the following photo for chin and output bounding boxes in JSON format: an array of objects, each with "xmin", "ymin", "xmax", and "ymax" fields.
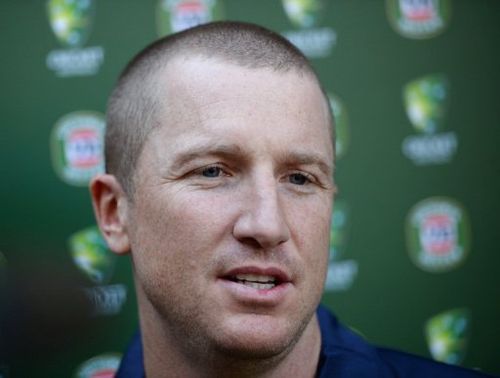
[
  {"xmin": 215, "ymin": 335, "xmax": 292, "ymax": 361},
  {"xmin": 212, "ymin": 314, "xmax": 305, "ymax": 360}
]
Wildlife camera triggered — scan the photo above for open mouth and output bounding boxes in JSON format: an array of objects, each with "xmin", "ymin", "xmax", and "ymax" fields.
[{"xmin": 227, "ymin": 274, "xmax": 280, "ymax": 290}]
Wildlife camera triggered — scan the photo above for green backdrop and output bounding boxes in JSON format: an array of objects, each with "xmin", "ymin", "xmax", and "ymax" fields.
[{"xmin": 1, "ymin": 0, "xmax": 499, "ymax": 377}]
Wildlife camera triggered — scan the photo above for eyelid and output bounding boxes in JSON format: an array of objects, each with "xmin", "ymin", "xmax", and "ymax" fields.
[
  {"xmin": 287, "ymin": 169, "xmax": 332, "ymax": 190},
  {"xmin": 193, "ymin": 163, "xmax": 231, "ymax": 176},
  {"xmin": 292, "ymin": 171, "xmax": 313, "ymax": 183},
  {"xmin": 281, "ymin": 170, "xmax": 314, "ymax": 184}
]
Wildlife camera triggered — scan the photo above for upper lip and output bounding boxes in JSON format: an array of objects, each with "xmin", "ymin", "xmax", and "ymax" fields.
[{"xmin": 221, "ymin": 266, "xmax": 292, "ymax": 284}]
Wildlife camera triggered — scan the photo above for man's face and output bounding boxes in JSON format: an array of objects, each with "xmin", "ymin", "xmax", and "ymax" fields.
[{"xmin": 126, "ymin": 56, "xmax": 334, "ymax": 358}]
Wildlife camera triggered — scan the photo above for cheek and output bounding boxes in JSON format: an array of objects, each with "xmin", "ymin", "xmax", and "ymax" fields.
[
  {"xmin": 130, "ymin": 190, "xmax": 240, "ymax": 314},
  {"xmin": 289, "ymin": 193, "xmax": 331, "ymax": 238},
  {"xmin": 288, "ymin": 197, "xmax": 331, "ymax": 271},
  {"xmin": 130, "ymin": 189, "xmax": 234, "ymax": 266},
  {"xmin": 128, "ymin": 193, "xmax": 212, "ymax": 304}
]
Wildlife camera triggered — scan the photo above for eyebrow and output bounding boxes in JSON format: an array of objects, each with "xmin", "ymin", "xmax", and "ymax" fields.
[
  {"xmin": 170, "ymin": 142, "xmax": 245, "ymax": 168},
  {"xmin": 169, "ymin": 141, "xmax": 333, "ymax": 177},
  {"xmin": 279, "ymin": 151, "xmax": 333, "ymax": 177}
]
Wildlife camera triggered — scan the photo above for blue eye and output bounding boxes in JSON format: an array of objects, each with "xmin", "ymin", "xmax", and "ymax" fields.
[
  {"xmin": 289, "ymin": 173, "xmax": 309, "ymax": 185},
  {"xmin": 201, "ymin": 166, "xmax": 222, "ymax": 178}
]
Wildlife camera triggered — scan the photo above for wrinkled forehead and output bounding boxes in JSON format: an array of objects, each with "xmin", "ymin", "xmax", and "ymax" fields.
[
  {"xmin": 134, "ymin": 56, "xmax": 333, "ymax": 172},
  {"xmin": 152, "ymin": 54, "xmax": 333, "ymax": 139}
]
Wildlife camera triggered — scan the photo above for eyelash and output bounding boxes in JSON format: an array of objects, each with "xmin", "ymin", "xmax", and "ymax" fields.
[
  {"xmin": 195, "ymin": 164, "xmax": 229, "ymax": 178},
  {"xmin": 286, "ymin": 171, "xmax": 314, "ymax": 186}
]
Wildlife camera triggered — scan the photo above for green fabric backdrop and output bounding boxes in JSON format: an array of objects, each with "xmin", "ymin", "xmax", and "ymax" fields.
[{"xmin": 1, "ymin": 0, "xmax": 498, "ymax": 376}]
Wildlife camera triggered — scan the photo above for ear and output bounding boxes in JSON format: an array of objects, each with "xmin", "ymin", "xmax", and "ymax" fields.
[{"xmin": 90, "ymin": 174, "xmax": 131, "ymax": 255}]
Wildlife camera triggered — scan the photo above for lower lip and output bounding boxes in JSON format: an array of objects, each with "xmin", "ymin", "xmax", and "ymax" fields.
[{"xmin": 217, "ymin": 279, "xmax": 292, "ymax": 306}]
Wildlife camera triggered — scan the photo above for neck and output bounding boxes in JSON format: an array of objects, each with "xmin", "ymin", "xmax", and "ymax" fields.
[{"xmin": 138, "ymin": 299, "xmax": 322, "ymax": 378}]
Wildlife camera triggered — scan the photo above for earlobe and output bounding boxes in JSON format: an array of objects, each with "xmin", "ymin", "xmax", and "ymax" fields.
[{"xmin": 90, "ymin": 174, "xmax": 131, "ymax": 255}]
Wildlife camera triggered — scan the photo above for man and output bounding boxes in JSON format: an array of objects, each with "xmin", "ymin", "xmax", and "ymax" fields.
[{"xmin": 90, "ymin": 21, "xmax": 493, "ymax": 377}]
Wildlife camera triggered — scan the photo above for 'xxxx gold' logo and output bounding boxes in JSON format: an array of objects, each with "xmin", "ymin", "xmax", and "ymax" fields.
[
  {"xmin": 406, "ymin": 197, "xmax": 470, "ymax": 273},
  {"xmin": 156, "ymin": 0, "xmax": 224, "ymax": 37},
  {"xmin": 386, "ymin": 0, "xmax": 451, "ymax": 39}
]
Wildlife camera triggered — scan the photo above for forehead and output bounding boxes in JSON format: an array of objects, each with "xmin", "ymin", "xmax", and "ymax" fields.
[{"xmin": 142, "ymin": 56, "xmax": 333, "ymax": 165}]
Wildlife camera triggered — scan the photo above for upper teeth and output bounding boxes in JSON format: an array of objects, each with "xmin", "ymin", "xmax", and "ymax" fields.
[{"xmin": 235, "ymin": 274, "xmax": 276, "ymax": 283}]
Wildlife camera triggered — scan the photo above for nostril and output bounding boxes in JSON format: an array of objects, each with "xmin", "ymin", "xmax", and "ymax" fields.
[{"xmin": 237, "ymin": 236, "xmax": 264, "ymax": 249}]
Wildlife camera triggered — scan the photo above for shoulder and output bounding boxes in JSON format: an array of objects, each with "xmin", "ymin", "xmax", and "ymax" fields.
[
  {"xmin": 376, "ymin": 347, "xmax": 494, "ymax": 378},
  {"xmin": 316, "ymin": 305, "xmax": 495, "ymax": 378},
  {"xmin": 115, "ymin": 330, "xmax": 145, "ymax": 378}
]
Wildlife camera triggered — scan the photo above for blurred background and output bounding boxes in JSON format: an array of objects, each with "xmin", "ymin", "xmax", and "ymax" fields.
[{"xmin": 1, "ymin": 0, "xmax": 499, "ymax": 376}]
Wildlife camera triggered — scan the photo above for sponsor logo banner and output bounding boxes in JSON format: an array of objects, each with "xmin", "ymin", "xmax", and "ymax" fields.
[
  {"xmin": 282, "ymin": 0, "xmax": 324, "ymax": 29},
  {"xmin": 46, "ymin": 46, "xmax": 104, "ymax": 77},
  {"xmin": 69, "ymin": 226, "xmax": 128, "ymax": 316},
  {"xmin": 50, "ymin": 111, "xmax": 105, "ymax": 186},
  {"xmin": 329, "ymin": 200, "xmax": 349, "ymax": 260},
  {"xmin": 47, "ymin": 0, "xmax": 94, "ymax": 48},
  {"xmin": 46, "ymin": 0, "xmax": 104, "ymax": 77},
  {"xmin": 281, "ymin": 0, "xmax": 337, "ymax": 59},
  {"xmin": 328, "ymin": 92, "xmax": 350, "ymax": 160},
  {"xmin": 74, "ymin": 353, "xmax": 121, "ymax": 378},
  {"xmin": 406, "ymin": 197, "xmax": 471, "ymax": 273},
  {"xmin": 69, "ymin": 226, "xmax": 115, "ymax": 285},
  {"xmin": 83, "ymin": 284, "xmax": 128, "ymax": 316},
  {"xmin": 425, "ymin": 308, "xmax": 470, "ymax": 364},
  {"xmin": 325, "ymin": 200, "xmax": 358, "ymax": 292},
  {"xmin": 401, "ymin": 74, "xmax": 458, "ymax": 165},
  {"xmin": 404, "ymin": 73, "xmax": 448, "ymax": 134},
  {"xmin": 156, "ymin": 0, "xmax": 224, "ymax": 36},
  {"xmin": 386, "ymin": 0, "xmax": 451, "ymax": 39}
]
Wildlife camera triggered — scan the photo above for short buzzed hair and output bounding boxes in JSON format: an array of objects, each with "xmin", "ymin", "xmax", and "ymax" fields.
[{"xmin": 106, "ymin": 21, "xmax": 332, "ymax": 198}]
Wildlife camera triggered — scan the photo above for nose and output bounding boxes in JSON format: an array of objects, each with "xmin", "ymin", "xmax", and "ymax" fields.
[{"xmin": 232, "ymin": 175, "xmax": 291, "ymax": 250}]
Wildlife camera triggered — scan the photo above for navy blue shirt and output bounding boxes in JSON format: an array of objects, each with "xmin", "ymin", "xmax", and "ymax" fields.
[{"xmin": 117, "ymin": 306, "xmax": 494, "ymax": 377}]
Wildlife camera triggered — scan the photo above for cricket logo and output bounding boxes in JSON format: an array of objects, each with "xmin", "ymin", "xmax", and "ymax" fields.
[
  {"xmin": 325, "ymin": 200, "xmax": 357, "ymax": 292},
  {"xmin": 328, "ymin": 92, "xmax": 350, "ymax": 160},
  {"xmin": 329, "ymin": 200, "xmax": 350, "ymax": 261},
  {"xmin": 47, "ymin": 0, "xmax": 95, "ymax": 48},
  {"xmin": 404, "ymin": 74, "xmax": 449, "ymax": 134},
  {"xmin": 386, "ymin": 0, "xmax": 451, "ymax": 39},
  {"xmin": 282, "ymin": 0, "xmax": 324, "ymax": 29},
  {"xmin": 281, "ymin": 0, "xmax": 336, "ymax": 59},
  {"xmin": 156, "ymin": 0, "xmax": 224, "ymax": 37},
  {"xmin": 406, "ymin": 197, "xmax": 470, "ymax": 273},
  {"xmin": 69, "ymin": 226, "xmax": 116, "ymax": 285},
  {"xmin": 74, "ymin": 353, "xmax": 121, "ymax": 378},
  {"xmin": 401, "ymin": 74, "xmax": 457, "ymax": 165},
  {"xmin": 425, "ymin": 308, "xmax": 470, "ymax": 364},
  {"xmin": 50, "ymin": 111, "xmax": 105, "ymax": 186}
]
